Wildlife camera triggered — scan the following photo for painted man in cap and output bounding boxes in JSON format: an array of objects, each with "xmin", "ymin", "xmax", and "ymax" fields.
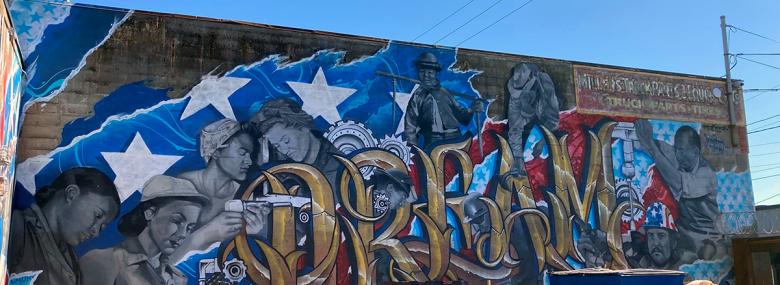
[
  {"xmin": 638, "ymin": 202, "xmax": 697, "ymax": 270},
  {"xmin": 462, "ymin": 192, "xmax": 538, "ymax": 284},
  {"xmin": 635, "ymin": 120, "xmax": 724, "ymax": 259},
  {"xmin": 371, "ymin": 168, "xmax": 417, "ymax": 284},
  {"xmin": 170, "ymin": 119, "xmax": 268, "ymax": 262},
  {"xmin": 372, "ymin": 168, "xmax": 416, "ymax": 215},
  {"xmin": 404, "ymin": 52, "xmax": 484, "ymax": 148}
]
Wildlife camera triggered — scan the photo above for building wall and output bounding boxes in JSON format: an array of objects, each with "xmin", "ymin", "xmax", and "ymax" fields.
[{"xmin": 7, "ymin": 1, "xmax": 755, "ymax": 285}]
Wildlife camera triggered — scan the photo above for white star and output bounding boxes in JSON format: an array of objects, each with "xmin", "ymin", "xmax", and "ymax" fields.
[
  {"xmin": 287, "ymin": 67, "xmax": 356, "ymax": 124},
  {"xmin": 101, "ymin": 133, "xmax": 183, "ymax": 202},
  {"xmin": 180, "ymin": 76, "xmax": 251, "ymax": 121},
  {"xmin": 16, "ymin": 156, "xmax": 52, "ymax": 194},
  {"xmin": 393, "ymin": 84, "xmax": 418, "ymax": 135}
]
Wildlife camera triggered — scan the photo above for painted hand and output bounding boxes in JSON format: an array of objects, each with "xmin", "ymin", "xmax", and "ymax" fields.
[
  {"xmin": 634, "ymin": 119, "xmax": 654, "ymax": 146},
  {"xmin": 244, "ymin": 203, "xmax": 271, "ymax": 237},
  {"xmin": 200, "ymin": 211, "xmax": 244, "ymax": 243}
]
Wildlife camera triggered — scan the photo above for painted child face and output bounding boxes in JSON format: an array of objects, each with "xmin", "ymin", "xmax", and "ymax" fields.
[{"xmin": 146, "ymin": 200, "xmax": 202, "ymax": 255}]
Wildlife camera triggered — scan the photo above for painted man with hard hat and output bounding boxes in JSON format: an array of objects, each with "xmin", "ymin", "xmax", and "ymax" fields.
[
  {"xmin": 462, "ymin": 192, "xmax": 538, "ymax": 285},
  {"xmin": 638, "ymin": 202, "xmax": 697, "ymax": 270},
  {"xmin": 371, "ymin": 168, "xmax": 417, "ymax": 285},
  {"xmin": 404, "ymin": 52, "xmax": 483, "ymax": 148}
]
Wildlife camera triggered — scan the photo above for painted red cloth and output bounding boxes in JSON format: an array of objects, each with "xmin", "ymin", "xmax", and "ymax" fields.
[
  {"xmin": 525, "ymin": 157, "xmax": 548, "ymax": 202},
  {"xmin": 621, "ymin": 167, "xmax": 681, "ymax": 233}
]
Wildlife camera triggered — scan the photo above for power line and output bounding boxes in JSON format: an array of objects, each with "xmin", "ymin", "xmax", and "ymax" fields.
[
  {"xmin": 434, "ymin": 0, "xmax": 505, "ymax": 45},
  {"xmin": 753, "ymin": 120, "xmax": 780, "ymax": 131},
  {"xmin": 754, "ymin": 174, "xmax": 780, "ymax": 181},
  {"xmin": 751, "ymin": 141, "xmax": 780, "ymax": 147},
  {"xmin": 752, "ymin": 162, "xmax": 780, "ymax": 168},
  {"xmin": 736, "ymin": 55, "xmax": 780, "ymax": 70},
  {"xmin": 744, "ymin": 89, "xmax": 780, "ymax": 92},
  {"xmin": 727, "ymin": 25, "xmax": 780, "ymax": 44},
  {"xmin": 735, "ymin": 53, "xmax": 780, "ymax": 56},
  {"xmin": 455, "ymin": 0, "xmax": 536, "ymax": 47},
  {"xmin": 748, "ymin": 114, "xmax": 780, "ymax": 126},
  {"xmin": 756, "ymin": 188, "xmax": 780, "ymax": 204},
  {"xmin": 752, "ymin": 166, "xmax": 780, "ymax": 174},
  {"xmin": 746, "ymin": 84, "xmax": 780, "ymax": 101},
  {"xmin": 412, "ymin": 0, "xmax": 476, "ymax": 42},
  {"xmin": 751, "ymin": 151, "xmax": 780, "ymax": 157},
  {"xmin": 748, "ymin": 124, "xmax": 780, "ymax": 134}
]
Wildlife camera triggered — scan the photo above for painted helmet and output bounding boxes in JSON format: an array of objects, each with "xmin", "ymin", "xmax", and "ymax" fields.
[
  {"xmin": 463, "ymin": 194, "xmax": 488, "ymax": 224},
  {"xmin": 643, "ymin": 201, "xmax": 676, "ymax": 231}
]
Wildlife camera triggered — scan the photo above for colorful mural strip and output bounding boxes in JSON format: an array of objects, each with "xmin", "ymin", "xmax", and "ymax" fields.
[
  {"xmin": 6, "ymin": 2, "xmax": 753, "ymax": 285},
  {"xmin": 0, "ymin": 1, "xmax": 25, "ymax": 284}
]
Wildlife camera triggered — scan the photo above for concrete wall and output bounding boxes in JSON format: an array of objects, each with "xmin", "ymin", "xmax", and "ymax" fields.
[{"xmin": 7, "ymin": 1, "xmax": 755, "ymax": 284}]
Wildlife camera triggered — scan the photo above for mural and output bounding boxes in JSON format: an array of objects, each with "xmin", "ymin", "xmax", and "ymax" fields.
[
  {"xmin": 0, "ymin": 0, "xmax": 25, "ymax": 284},
  {"xmin": 7, "ymin": 2, "xmax": 754, "ymax": 285}
]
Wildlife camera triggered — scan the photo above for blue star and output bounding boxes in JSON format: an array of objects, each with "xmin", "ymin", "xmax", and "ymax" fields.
[
  {"xmin": 29, "ymin": 12, "xmax": 43, "ymax": 23},
  {"xmin": 42, "ymin": 3, "xmax": 58, "ymax": 13}
]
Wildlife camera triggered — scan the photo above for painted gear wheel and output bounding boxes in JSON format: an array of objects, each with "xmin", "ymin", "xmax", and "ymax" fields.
[
  {"xmin": 615, "ymin": 178, "xmax": 644, "ymax": 223},
  {"xmin": 326, "ymin": 120, "xmax": 378, "ymax": 177},
  {"xmin": 325, "ymin": 120, "xmax": 378, "ymax": 154},
  {"xmin": 222, "ymin": 258, "xmax": 247, "ymax": 283},
  {"xmin": 379, "ymin": 134, "xmax": 411, "ymax": 164}
]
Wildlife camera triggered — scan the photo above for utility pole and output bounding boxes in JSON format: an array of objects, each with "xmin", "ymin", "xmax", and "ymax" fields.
[{"xmin": 721, "ymin": 15, "xmax": 738, "ymax": 147}]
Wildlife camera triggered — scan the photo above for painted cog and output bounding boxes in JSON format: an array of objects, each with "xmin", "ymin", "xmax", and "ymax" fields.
[
  {"xmin": 325, "ymin": 120, "xmax": 378, "ymax": 177},
  {"xmin": 379, "ymin": 134, "xmax": 411, "ymax": 165},
  {"xmin": 223, "ymin": 258, "xmax": 247, "ymax": 283},
  {"xmin": 616, "ymin": 179, "xmax": 644, "ymax": 224}
]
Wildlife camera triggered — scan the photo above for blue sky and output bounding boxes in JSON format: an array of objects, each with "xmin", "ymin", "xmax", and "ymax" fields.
[{"xmin": 73, "ymin": 0, "xmax": 779, "ymax": 204}]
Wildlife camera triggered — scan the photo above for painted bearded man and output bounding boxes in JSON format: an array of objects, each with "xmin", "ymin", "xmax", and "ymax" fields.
[{"xmin": 638, "ymin": 202, "xmax": 697, "ymax": 270}]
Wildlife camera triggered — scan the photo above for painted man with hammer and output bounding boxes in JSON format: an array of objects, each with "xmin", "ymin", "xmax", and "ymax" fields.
[{"xmin": 404, "ymin": 52, "xmax": 484, "ymax": 148}]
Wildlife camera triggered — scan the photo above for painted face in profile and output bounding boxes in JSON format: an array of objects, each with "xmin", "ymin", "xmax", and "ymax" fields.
[
  {"xmin": 263, "ymin": 124, "xmax": 311, "ymax": 162},
  {"xmin": 646, "ymin": 227, "xmax": 674, "ymax": 267},
  {"xmin": 674, "ymin": 136, "xmax": 699, "ymax": 172},
  {"xmin": 145, "ymin": 200, "xmax": 202, "ymax": 255},
  {"xmin": 216, "ymin": 133, "xmax": 254, "ymax": 181},
  {"xmin": 57, "ymin": 190, "xmax": 119, "ymax": 246}
]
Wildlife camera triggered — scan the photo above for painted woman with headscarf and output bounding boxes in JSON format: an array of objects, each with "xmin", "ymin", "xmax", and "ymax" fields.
[{"xmin": 79, "ymin": 175, "xmax": 208, "ymax": 285}]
